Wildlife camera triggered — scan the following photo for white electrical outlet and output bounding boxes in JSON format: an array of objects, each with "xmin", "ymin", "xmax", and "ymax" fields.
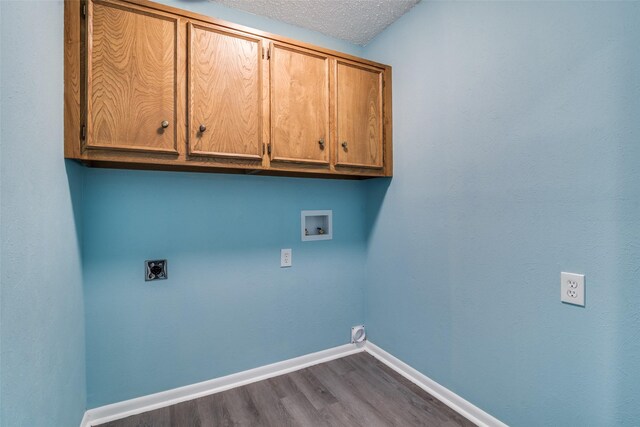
[
  {"xmin": 561, "ymin": 272, "xmax": 585, "ymax": 306},
  {"xmin": 281, "ymin": 249, "xmax": 292, "ymax": 268}
]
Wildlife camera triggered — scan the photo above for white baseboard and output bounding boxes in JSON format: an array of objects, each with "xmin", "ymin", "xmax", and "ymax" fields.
[
  {"xmin": 364, "ymin": 341, "xmax": 508, "ymax": 427},
  {"xmin": 81, "ymin": 343, "xmax": 363, "ymax": 427},
  {"xmin": 81, "ymin": 341, "xmax": 507, "ymax": 427},
  {"xmin": 79, "ymin": 411, "xmax": 90, "ymax": 427}
]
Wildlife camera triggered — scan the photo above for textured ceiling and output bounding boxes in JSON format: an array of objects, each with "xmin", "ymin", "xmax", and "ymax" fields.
[{"xmin": 208, "ymin": 0, "xmax": 420, "ymax": 46}]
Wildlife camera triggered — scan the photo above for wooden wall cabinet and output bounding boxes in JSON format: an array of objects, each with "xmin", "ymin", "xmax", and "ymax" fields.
[
  {"xmin": 87, "ymin": 0, "xmax": 179, "ymax": 154},
  {"xmin": 335, "ymin": 60, "xmax": 384, "ymax": 170},
  {"xmin": 188, "ymin": 23, "xmax": 264, "ymax": 161},
  {"xmin": 65, "ymin": 0, "xmax": 392, "ymax": 179},
  {"xmin": 269, "ymin": 42, "xmax": 330, "ymax": 167}
]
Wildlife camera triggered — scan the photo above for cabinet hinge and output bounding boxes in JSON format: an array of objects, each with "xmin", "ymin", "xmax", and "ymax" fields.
[
  {"xmin": 81, "ymin": 124, "xmax": 86, "ymax": 140},
  {"xmin": 82, "ymin": 3, "xmax": 87, "ymax": 18},
  {"xmin": 267, "ymin": 143, "xmax": 271, "ymax": 155},
  {"xmin": 267, "ymin": 47, "xmax": 271, "ymax": 60}
]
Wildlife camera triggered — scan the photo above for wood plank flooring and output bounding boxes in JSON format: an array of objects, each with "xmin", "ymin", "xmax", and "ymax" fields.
[{"xmin": 99, "ymin": 352, "xmax": 475, "ymax": 427}]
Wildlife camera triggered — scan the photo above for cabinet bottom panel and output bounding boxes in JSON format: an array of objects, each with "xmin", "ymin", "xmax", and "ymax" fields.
[{"xmin": 78, "ymin": 158, "xmax": 387, "ymax": 179}]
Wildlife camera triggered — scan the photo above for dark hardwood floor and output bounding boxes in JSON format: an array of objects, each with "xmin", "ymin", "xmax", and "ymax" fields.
[{"xmin": 99, "ymin": 352, "xmax": 475, "ymax": 427}]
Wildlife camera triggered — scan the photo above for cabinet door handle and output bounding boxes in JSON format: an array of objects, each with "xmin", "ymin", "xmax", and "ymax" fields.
[
  {"xmin": 341, "ymin": 141, "xmax": 348, "ymax": 150},
  {"xmin": 199, "ymin": 124, "xmax": 207, "ymax": 133},
  {"xmin": 318, "ymin": 138, "xmax": 325, "ymax": 149},
  {"xmin": 161, "ymin": 120, "xmax": 169, "ymax": 129}
]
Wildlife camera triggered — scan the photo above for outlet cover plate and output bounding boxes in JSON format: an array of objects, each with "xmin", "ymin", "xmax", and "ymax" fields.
[
  {"xmin": 145, "ymin": 260, "xmax": 167, "ymax": 281},
  {"xmin": 281, "ymin": 249, "xmax": 292, "ymax": 268},
  {"xmin": 561, "ymin": 272, "xmax": 584, "ymax": 306}
]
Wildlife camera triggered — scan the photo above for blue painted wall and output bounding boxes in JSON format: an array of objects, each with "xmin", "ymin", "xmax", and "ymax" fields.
[
  {"xmin": 83, "ymin": 0, "xmax": 366, "ymax": 407},
  {"xmin": 84, "ymin": 171, "xmax": 367, "ymax": 407},
  {"xmin": 363, "ymin": 2, "xmax": 640, "ymax": 426},
  {"xmin": 0, "ymin": 1, "xmax": 86, "ymax": 426}
]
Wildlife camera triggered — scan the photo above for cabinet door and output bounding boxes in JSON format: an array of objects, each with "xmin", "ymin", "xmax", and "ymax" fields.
[
  {"xmin": 87, "ymin": 0, "xmax": 178, "ymax": 153},
  {"xmin": 188, "ymin": 23, "xmax": 263, "ymax": 160},
  {"xmin": 335, "ymin": 61, "xmax": 384, "ymax": 169},
  {"xmin": 270, "ymin": 43, "xmax": 330, "ymax": 165}
]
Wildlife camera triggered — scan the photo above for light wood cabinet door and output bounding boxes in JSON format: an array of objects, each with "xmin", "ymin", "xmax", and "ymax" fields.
[
  {"xmin": 270, "ymin": 43, "xmax": 330, "ymax": 165},
  {"xmin": 335, "ymin": 60, "xmax": 384, "ymax": 169},
  {"xmin": 87, "ymin": 0, "xmax": 178, "ymax": 153},
  {"xmin": 188, "ymin": 23, "xmax": 263, "ymax": 160}
]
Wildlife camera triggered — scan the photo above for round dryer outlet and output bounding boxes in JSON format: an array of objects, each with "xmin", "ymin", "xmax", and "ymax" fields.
[{"xmin": 351, "ymin": 325, "xmax": 366, "ymax": 344}]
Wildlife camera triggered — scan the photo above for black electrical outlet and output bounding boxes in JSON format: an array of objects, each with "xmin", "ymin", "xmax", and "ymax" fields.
[{"xmin": 145, "ymin": 260, "xmax": 167, "ymax": 281}]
